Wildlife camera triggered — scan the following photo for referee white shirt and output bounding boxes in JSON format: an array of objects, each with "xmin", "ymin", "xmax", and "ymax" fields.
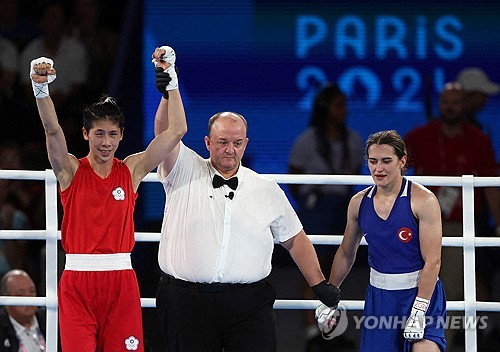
[{"xmin": 158, "ymin": 142, "xmax": 302, "ymax": 284}]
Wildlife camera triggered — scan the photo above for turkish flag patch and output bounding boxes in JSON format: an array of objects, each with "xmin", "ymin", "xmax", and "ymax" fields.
[{"xmin": 397, "ymin": 227, "xmax": 413, "ymax": 243}]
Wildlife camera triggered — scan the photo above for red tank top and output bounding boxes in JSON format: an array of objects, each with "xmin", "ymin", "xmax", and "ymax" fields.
[{"xmin": 59, "ymin": 157, "xmax": 138, "ymax": 254}]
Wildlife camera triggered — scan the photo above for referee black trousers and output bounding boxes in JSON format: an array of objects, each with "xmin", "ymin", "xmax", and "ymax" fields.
[{"xmin": 156, "ymin": 273, "xmax": 277, "ymax": 352}]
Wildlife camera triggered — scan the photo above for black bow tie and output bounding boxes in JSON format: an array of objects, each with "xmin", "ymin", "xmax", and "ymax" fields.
[{"xmin": 212, "ymin": 174, "xmax": 238, "ymax": 190}]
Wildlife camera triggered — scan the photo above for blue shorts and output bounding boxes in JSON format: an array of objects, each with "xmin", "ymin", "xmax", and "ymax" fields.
[{"xmin": 360, "ymin": 279, "xmax": 446, "ymax": 352}]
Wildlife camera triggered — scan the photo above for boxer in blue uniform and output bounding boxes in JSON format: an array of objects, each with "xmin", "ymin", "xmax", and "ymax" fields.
[{"xmin": 316, "ymin": 130, "xmax": 446, "ymax": 352}]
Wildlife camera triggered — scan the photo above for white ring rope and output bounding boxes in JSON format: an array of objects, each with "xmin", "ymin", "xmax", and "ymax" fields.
[{"xmin": 0, "ymin": 170, "xmax": 499, "ymax": 351}]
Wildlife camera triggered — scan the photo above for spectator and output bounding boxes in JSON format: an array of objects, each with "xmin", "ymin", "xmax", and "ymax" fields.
[
  {"xmin": 405, "ymin": 82, "xmax": 499, "ymax": 236},
  {"xmin": 0, "ymin": 269, "xmax": 46, "ymax": 352},
  {"xmin": 1, "ymin": 34, "xmax": 43, "ymax": 147},
  {"xmin": 0, "ymin": 36, "xmax": 27, "ymax": 147},
  {"xmin": 0, "ymin": 35, "xmax": 18, "ymax": 103},
  {"xmin": 0, "ymin": 144, "xmax": 31, "ymax": 274},
  {"xmin": 456, "ymin": 67, "xmax": 499, "ymax": 130},
  {"xmin": 288, "ymin": 83, "xmax": 363, "ymax": 350},
  {"xmin": 20, "ymin": 1, "xmax": 88, "ymax": 107},
  {"xmin": 289, "ymin": 83, "xmax": 363, "ymax": 238},
  {"xmin": 20, "ymin": 1, "xmax": 89, "ymax": 156},
  {"xmin": 68, "ymin": 0, "xmax": 119, "ymax": 100},
  {"xmin": 0, "ymin": 0, "xmax": 39, "ymax": 51},
  {"xmin": 405, "ymin": 82, "xmax": 500, "ymax": 349}
]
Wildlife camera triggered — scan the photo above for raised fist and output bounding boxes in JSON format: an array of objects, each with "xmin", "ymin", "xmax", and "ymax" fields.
[
  {"xmin": 29, "ymin": 57, "xmax": 56, "ymax": 98},
  {"xmin": 151, "ymin": 46, "xmax": 178, "ymax": 97}
]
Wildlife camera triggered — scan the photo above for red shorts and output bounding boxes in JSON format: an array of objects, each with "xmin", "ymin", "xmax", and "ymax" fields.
[{"xmin": 59, "ymin": 269, "xmax": 144, "ymax": 352}]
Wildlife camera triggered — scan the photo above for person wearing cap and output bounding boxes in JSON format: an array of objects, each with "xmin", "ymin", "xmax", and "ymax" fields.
[
  {"xmin": 456, "ymin": 67, "xmax": 500, "ymax": 129},
  {"xmin": 405, "ymin": 82, "xmax": 500, "ymax": 349}
]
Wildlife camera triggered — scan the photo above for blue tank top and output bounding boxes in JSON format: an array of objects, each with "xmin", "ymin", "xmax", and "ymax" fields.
[{"xmin": 358, "ymin": 177, "xmax": 424, "ymax": 274}]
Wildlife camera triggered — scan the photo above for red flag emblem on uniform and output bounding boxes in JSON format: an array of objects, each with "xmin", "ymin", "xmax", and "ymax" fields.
[{"xmin": 397, "ymin": 227, "xmax": 413, "ymax": 243}]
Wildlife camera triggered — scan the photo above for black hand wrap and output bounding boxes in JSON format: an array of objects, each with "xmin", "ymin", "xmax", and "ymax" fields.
[
  {"xmin": 155, "ymin": 66, "xmax": 172, "ymax": 99},
  {"xmin": 311, "ymin": 280, "xmax": 341, "ymax": 308}
]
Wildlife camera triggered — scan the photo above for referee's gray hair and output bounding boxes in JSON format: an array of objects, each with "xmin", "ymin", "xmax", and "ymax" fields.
[{"xmin": 207, "ymin": 112, "xmax": 248, "ymax": 136}]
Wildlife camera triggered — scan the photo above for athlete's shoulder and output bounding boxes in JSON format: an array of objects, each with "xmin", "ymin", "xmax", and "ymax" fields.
[
  {"xmin": 410, "ymin": 181, "xmax": 440, "ymax": 216},
  {"xmin": 349, "ymin": 186, "xmax": 371, "ymax": 211},
  {"xmin": 354, "ymin": 185, "xmax": 372, "ymax": 201},
  {"xmin": 410, "ymin": 181, "xmax": 436, "ymax": 201}
]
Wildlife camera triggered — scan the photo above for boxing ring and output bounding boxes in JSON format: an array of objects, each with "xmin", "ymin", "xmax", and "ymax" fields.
[{"xmin": 0, "ymin": 170, "xmax": 499, "ymax": 352}]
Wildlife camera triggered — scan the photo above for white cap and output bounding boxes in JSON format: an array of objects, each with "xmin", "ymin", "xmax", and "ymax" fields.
[{"xmin": 456, "ymin": 67, "xmax": 500, "ymax": 95}]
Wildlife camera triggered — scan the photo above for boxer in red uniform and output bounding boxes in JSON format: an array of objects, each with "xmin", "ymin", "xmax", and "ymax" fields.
[{"xmin": 29, "ymin": 48, "xmax": 185, "ymax": 351}]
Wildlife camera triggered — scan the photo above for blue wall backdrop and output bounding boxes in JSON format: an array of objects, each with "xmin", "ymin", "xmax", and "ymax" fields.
[{"xmin": 141, "ymin": 0, "xmax": 500, "ymax": 221}]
